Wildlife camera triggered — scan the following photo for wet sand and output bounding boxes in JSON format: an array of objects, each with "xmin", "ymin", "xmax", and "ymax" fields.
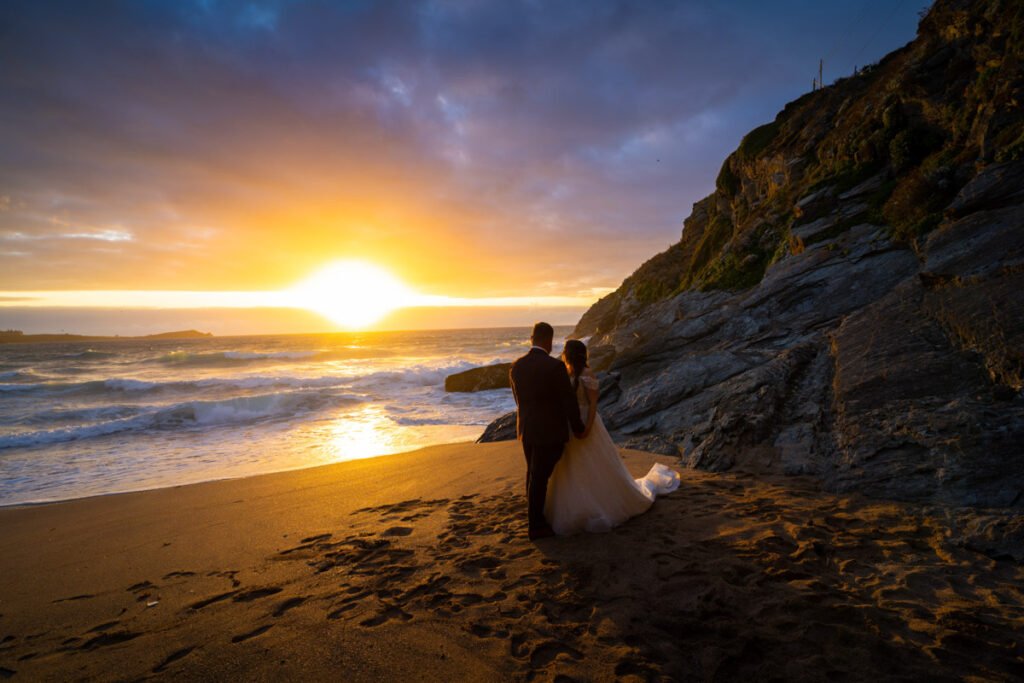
[{"xmin": 0, "ymin": 441, "xmax": 1022, "ymax": 681}]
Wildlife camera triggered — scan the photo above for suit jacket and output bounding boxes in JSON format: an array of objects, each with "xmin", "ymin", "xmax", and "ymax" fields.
[{"xmin": 510, "ymin": 348, "xmax": 585, "ymax": 445}]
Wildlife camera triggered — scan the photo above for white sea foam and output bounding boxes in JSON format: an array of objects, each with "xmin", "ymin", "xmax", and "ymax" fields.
[
  {"xmin": 0, "ymin": 413, "xmax": 156, "ymax": 449},
  {"xmin": 0, "ymin": 374, "xmax": 359, "ymax": 397},
  {"xmin": 2, "ymin": 360, "xmax": 503, "ymax": 401},
  {"xmin": 0, "ymin": 369, "xmax": 41, "ymax": 382},
  {"xmin": 154, "ymin": 349, "xmax": 318, "ymax": 366},
  {"xmin": 0, "ymin": 389, "xmax": 363, "ymax": 449},
  {"xmin": 27, "ymin": 404, "xmax": 145, "ymax": 425},
  {"xmin": 153, "ymin": 347, "xmax": 391, "ymax": 366},
  {"xmin": 104, "ymin": 378, "xmax": 158, "ymax": 391},
  {"xmin": 223, "ymin": 350, "xmax": 318, "ymax": 360},
  {"xmin": 63, "ymin": 349, "xmax": 117, "ymax": 359}
]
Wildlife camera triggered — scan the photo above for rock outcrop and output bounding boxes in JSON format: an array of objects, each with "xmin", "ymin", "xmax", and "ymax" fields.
[
  {"xmin": 444, "ymin": 363, "xmax": 511, "ymax": 392},
  {"xmin": 476, "ymin": 411, "xmax": 517, "ymax": 443},
  {"xmin": 483, "ymin": 0, "xmax": 1024, "ymax": 513}
]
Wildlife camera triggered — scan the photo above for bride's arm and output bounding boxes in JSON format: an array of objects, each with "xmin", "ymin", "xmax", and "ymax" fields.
[{"xmin": 581, "ymin": 371, "xmax": 599, "ymax": 438}]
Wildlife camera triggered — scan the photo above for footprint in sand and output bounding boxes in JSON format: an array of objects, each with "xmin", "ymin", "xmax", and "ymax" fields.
[
  {"xmin": 456, "ymin": 554, "xmax": 502, "ymax": 573},
  {"xmin": 86, "ymin": 621, "xmax": 120, "ymax": 634},
  {"xmin": 614, "ymin": 658, "xmax": 659, "ymax": 679},
  {"xmin": 529, "ymin": 641, "xmax": 584, "ymax": 668},
  {"xmin": 271, "ymin": 596, "xmax": 307, "ymax": 617},
  {"xmin": 233, "ymin": 587, "xmax": 284, "ymax": 603},
  {"xmin": 162, "ymin": 570, "xmax": 197, "ymax": 579},
  {"xmin": 189, "ymin": 584, "xmax": 274, "ymax": 610},
  {"xmin": 354, "ymin": 498, "xmax": 450, "ymax": 517},
  {"xmin": 327, "ymin": 602, "xmax": 359, "ymax": 619},
  {"xmin": 359, "ymin": 605, "xmax": 412, "ymax": 627},
  {"xmin": 300, "ymin": 533, "xmax": 333, "ymax": 543},
  {"xmin": 468, "ymin": 621, "xmax": 510, "ymax": 639},
  {"xmin": 502, "ymin": 576, "xmax": 539, "ymax": 591},
  {"xmin": 152, "ymin": 645, "xmax": 196, "ymax": 673},
  {"xmin": 80, "ymin": 631, "xmax": 141, "ymax": 651},
  {"xmin": 231, "ymin": 625, "xmax": 273, "ymax": 643},
  {"xmin": 509, "ymin": 632, "xmax": 530, "ymax": 659},
  {"xmin": 189, "ymin": 591, "xmax": 238, "ymax": 610}
]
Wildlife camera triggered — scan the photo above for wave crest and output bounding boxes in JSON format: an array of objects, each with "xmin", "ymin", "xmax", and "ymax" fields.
[{"xmin": 0, "ymin": 389, "xmax": 362, "ymax": 449}]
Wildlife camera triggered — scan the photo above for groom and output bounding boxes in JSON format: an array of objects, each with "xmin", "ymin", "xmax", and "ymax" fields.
[{"xmin": 510, "ymin": 322, "xmax": 585, "ymax": 540}]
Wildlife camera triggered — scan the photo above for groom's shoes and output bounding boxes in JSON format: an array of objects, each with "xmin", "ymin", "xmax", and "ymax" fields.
[{"xmin": 528, "ymin": 524, "xmax": 556, "ymax": 541}]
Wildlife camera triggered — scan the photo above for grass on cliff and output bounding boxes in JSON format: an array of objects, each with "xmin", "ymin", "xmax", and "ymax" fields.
[
  {"xmin": 697, "ymin": 249, "xmax": 772, "ymax": 292},
  {"xmin": 688, "ymin": 215, "xmax": 733, "ymax": 278},
  {"xmin": 624, "ymin": 241, "xmax": 689, "ymax": 305}
]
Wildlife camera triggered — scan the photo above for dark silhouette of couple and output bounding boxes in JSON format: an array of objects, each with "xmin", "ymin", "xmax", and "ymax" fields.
[{"xmin": 510, "ymin": 322, "xmax": 679, "ymax": 540}]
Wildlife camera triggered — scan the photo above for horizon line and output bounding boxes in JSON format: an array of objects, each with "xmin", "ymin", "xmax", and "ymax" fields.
[{"xmin": 0, "ymin": 289, "xmax": 609, "ymax": 310}]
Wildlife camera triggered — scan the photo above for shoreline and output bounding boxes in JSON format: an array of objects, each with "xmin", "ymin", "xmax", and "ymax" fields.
[
  {"xmin": 1, "ymin": 441, "xmax": 1022, "ymax": 681},
  {"xmin": 0, "ymin": 434, "xmax": 484, "ymax": 510}
]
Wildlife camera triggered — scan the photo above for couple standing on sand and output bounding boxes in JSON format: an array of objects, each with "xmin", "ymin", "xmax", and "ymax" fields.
[{"xmin": 510, "ymin": 322, "xmax": 680, "ymax": 540}]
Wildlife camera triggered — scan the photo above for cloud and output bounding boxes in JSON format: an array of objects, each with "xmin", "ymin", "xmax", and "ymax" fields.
[
  {"xmin": 2, "ymin": 228, "xmax": 132, "ymax": 242},
  {"xmin": 62, "ymin": 230, "xmax": 134, "ymax": 242},
  {"xmin": 0, "ymin": 0, "xmax": 922, "ymax": 296}
]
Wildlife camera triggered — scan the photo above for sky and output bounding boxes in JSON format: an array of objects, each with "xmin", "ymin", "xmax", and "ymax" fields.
[{"xmin": 0, "ymin": 0, "xmax": 925, "ymax": 334}]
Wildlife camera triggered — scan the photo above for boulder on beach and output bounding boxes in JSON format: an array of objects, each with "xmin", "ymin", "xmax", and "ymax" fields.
[
  {"xmin": 476, "ymin": 411, "xmax": 516, "ymax": 442},
  {"xmin": 444, "ymin": 362, "xmax": 511, "ymax": 392}
]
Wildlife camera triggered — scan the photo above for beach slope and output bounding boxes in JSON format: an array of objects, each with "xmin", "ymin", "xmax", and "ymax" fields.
[{"xmin": 1, "ymin": 442, "xmax": 1022, "ymax": 681}]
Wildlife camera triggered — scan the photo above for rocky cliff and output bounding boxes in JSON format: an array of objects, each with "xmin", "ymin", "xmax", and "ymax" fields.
[{"xmin": 490, "ymin": 0, "xmax": 1024, "ymax": 512}]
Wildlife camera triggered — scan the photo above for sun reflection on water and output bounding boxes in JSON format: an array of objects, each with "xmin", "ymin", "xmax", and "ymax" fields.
[
  {"xmin": 317, "ymin": 404, "xmax": 481, "ymax": 463},
  {"xmin": 322, "ymin": 404, "xmax": 401, "ymax": 461}
]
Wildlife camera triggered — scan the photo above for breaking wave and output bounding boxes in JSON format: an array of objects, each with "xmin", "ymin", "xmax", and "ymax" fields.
[{"xmin": 0, "ymin": 389, "xmax": 363, "ymax": 450}]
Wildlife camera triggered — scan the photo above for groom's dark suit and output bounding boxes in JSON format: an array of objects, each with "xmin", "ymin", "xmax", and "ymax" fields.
[{"xmin": 510, "ymin": 347, "xmax": 585, "ymax": 534}]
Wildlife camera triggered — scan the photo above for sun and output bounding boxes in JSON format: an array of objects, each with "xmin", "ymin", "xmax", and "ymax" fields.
[{"xmin": 288, "ymin": 260, "xmax": 414, "ymax": 329}]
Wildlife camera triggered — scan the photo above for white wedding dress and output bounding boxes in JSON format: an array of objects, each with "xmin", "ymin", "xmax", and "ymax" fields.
[{"xmin": 544, "ymin": 369, "xmax": 680, "ymax": 535}]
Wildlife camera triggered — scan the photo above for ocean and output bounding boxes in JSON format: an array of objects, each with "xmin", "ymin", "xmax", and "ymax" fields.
[{"xmin": 0, "ymin": 326, "xmax": 563, "ymax": 506}]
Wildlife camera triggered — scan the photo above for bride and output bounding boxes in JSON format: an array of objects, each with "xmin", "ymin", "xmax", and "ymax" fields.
[{"xmin": 545, "ymin": 340, "xmax": 680, "ymax": 535}]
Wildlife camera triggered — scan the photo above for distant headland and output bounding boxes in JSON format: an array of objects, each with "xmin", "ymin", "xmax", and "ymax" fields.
[{"xmin": 0, "ymin": 329, "xmax": 213, "ymax": 344}]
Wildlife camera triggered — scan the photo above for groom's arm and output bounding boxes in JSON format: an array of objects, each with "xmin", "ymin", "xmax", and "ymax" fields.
[
  {"xmin": 557, "ymin": 364, "xmax": 585, "ymax": 437},
  {"xmin": 509, "ymin": 365, "xmax": 519, "ymax": 407}
]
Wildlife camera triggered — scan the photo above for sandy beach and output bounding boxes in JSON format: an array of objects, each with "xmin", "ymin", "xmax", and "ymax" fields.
[{"xmin": 1, "ymin": 442, "xmax": 1022, "ymax": 682}]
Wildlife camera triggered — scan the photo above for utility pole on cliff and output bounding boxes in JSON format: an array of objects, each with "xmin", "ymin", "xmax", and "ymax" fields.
[{"xmin": 819, "ymin": 58, "xmax": 823, "ymax": 89}]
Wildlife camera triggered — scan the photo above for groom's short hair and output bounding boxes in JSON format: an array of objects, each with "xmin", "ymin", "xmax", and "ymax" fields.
[{"xmin": 531, "ymin": 322, "xmax": 554, "ymax": 345}]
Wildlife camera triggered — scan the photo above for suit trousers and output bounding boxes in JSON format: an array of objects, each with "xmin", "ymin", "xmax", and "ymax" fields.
[{"xmin": 521, "ymin": 439, "xmax": 565, "ymax": 530}]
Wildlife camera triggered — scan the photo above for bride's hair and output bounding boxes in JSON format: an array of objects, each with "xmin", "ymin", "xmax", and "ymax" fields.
[{"xmin": 562, "ymin": 339, "xmax": 588, "ymax": 389}]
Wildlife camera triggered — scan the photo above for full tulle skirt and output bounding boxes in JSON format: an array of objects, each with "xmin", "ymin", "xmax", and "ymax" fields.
[{"xmin": 544, "ymin": 413, "xmax": 680, "ymax": 535}]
